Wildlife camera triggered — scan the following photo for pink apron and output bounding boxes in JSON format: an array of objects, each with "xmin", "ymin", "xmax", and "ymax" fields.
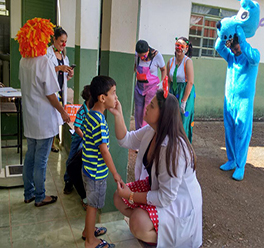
[{"xmin": 134, "ymin": 60, "xmax": 160, "ymax": 129}]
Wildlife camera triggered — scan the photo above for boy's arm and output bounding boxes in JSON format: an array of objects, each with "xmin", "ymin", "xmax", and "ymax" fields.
[
  {"xmin": 74, "ymin": 126, "xmax": 83, "ymax": 138},
  {"xmin": 99, "ymin": 143, "xmax": 121, "ymax": 183}
]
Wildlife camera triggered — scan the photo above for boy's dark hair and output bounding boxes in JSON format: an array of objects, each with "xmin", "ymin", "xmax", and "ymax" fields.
[
  {"xmin": 81, "ymin": 85, "xmax": 93, "ymax": 109},
  {"xmin": 90, "ymin": 76, "xmax": 116, "ymax": 105},
  {"xmin": 81, "ymin": 85, "xmax": 91, "ymax": 101}
]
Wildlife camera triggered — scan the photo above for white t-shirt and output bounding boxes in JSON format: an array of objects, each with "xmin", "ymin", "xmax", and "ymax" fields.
[
  {"xmin": 19, "ymin": 56, "xmax": 61, "ymax": 139},
  {"xmin": 135, "ymin": 51, "xmax": 165, "ymax": 77}
]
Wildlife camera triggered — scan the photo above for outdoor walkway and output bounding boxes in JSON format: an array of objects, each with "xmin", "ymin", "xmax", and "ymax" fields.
[{"xmin": 0, "ymin": 140, "xmax": 143, "ymax": 248}]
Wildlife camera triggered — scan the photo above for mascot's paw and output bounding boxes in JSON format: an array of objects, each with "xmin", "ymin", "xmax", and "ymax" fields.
[
  {"xmin": 236, "ymin": 25, "xmax": 246, "ymax": 44},
  {"xmin": 220, "ymin": 161, "xmax": 236, "ymax": 171},
  {"xmin": 232, "ymin": 167, "xmax": 245, "ymax": 181}
]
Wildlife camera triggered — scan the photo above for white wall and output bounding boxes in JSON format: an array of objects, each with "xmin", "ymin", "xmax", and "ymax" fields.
[
  {"xmin": 108, "ymin": 0, "xmax": 139, "ymax": 53},
  {"xmin": 138, "ymin": 0, "xmax": 264, "ymax": 62},
  {"xmin": 59, "ymin": 0, "xmax": 76, "ymax": 48},
  {"xmin": 10, "ymin": 0, "xmax": 21, "ymax": 38},
  {"xmin": 80, "ymin": 0, "xmax": 101, "ymax": 50},
  {"xmin": 139, "ymin": 0, "xmax": 192, "ymax": 55}
]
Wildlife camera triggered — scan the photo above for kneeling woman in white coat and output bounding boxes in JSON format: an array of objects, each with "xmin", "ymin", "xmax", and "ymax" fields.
[{"xmin": 110, "ymin": 89, "xmax": 202, "ymax": 248}]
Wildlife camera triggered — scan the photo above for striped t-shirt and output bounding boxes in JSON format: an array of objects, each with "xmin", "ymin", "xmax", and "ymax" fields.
[
  {"xmin": 72, "ymin": 101, "xmax": 89, "ymax": 140},
  {"xmin": 82, "ymin": 110, "xmax": 109, "ymax": 180}
]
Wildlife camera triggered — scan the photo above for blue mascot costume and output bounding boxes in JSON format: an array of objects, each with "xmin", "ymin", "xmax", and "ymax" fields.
[{"xmin": 215, "ymin": 0, "xmax": 260, "ymax": 181}]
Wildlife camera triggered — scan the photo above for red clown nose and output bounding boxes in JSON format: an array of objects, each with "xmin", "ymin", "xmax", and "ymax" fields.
[{"xmin": 62, "ymin": 42, "xmax": 66, "ymax": 47}]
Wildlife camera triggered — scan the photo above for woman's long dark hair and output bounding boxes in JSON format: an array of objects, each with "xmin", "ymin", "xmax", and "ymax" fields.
[
  {"xmin": 148, "ymin": 47, "xmax": 157, "ymax": 60},
  {"xmin": 149, "ymin": 90, "xmax": 196, "ymax": 177}
]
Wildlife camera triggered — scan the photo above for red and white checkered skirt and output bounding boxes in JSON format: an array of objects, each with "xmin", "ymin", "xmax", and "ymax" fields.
[{"xmin": 122, "ymin": 177, "xmax": 159, "ymax": 233}]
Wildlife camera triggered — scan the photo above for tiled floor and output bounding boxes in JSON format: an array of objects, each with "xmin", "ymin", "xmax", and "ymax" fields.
[{"xmin": 0, "ymin": 140, "xmax": 142, "ymax": 248}]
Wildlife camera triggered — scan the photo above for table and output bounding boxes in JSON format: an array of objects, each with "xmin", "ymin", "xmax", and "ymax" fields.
[{"xmin": 0, "ymin": 87, "xmax": 23, "ymax": 187}]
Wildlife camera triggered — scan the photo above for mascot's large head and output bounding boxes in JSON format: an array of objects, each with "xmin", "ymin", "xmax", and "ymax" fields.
[{"xmin": 216, "ymin": 0, "xmax": 259, "ymax": 41}]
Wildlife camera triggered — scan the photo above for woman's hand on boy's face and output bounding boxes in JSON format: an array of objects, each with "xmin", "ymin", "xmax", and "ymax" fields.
[{"xmin": 109, "ymin": 100, "xmax": 122, "ymax": 116}]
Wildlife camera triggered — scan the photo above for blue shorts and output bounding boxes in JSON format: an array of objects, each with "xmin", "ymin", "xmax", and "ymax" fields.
[{"xmin": 82, "ymin": 171, "xmax": 107, "ymax": 209}]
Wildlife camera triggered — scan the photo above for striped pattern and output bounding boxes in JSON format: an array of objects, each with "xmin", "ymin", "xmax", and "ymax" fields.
[
  {"xmin": 72, "ymin": 102, "xmax": 89, "ymax": 139},
  {"xmin": 82, "ymin": 110, "xmax": 109, "ymax": 180}
]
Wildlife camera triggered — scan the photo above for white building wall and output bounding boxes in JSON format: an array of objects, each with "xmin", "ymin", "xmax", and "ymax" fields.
[
  {"xmin": 10, "ymin": 0, "xmax": 21, "ymax": 39},
  {"xmin": 138, "ymin": 0, "xmax": 264, "ymax": 62},
  {"xmin": 59, "ymin": 0, "xmax": 76, "ymax": 48},
  {"xmin": 109, "ymin": 0, "xmax": 139, "ymax": 54}
]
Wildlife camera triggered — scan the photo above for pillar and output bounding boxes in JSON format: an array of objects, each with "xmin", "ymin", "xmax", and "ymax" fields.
[
  {"xmin": 100, "ymin": 0, "xmax": 139, "ymax": 214},
  {"xmin": 74, "ymin": 0, "xmax": 101, "ymax": 103}
]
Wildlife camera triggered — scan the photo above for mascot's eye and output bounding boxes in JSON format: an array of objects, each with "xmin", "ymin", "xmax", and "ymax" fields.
[
  {"xmin": 241, "ymin": 11, "xmax": 248, "ymax": 19},
  {"xmin": 237, "ymin": 8, "xmax": 250, "ymax": 21}
]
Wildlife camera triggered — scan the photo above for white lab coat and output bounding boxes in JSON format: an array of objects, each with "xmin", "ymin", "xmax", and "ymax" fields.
[
  {"xmin": 19, "ymin": 56, "xmax": 62, "ymax": 139},
  {"xmin": 118, "ymin": 125, "xmax": 203, "ymax": 248},
  {"xmin": 46, "ymin": 46, "xmax": 69, "ymax": 106}
]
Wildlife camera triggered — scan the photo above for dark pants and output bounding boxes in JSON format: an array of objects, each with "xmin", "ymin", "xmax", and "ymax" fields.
[{"xmin": 67, "ymin": 149, "xmax": 86, "ymax": 199}]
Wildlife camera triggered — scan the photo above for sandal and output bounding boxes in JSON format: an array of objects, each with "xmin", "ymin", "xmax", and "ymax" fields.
[
  {"xmin": 24, "ymin": 196, "xmax": 35, "ymax": 203},
  {"xmin": 34, "ymin": 195, "xmax": 58, "ymax": 207},
  {"xmin": 82, "ymin": 227, "xmax": 107, "ymax": 240},
  {"xmin": 95, "ymin": 239, "xmax": 115, "ymax": 248}
]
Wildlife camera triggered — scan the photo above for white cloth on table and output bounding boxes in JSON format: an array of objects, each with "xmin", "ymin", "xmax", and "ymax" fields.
[
  {"xmin": 118, "ymin": 125, "xmax": 203, "ymax": 248},
  {"xmin": 19, "ymin": 56, "xmax": 62, "ymax": 139}
]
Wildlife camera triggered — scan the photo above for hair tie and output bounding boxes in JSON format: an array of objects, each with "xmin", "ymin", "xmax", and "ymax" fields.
[{"xmin": 162, "ymin": 76, "xmax": 168, "ymax": 98}]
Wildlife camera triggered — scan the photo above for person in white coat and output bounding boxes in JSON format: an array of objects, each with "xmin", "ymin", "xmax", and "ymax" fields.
[
  {"xmin": 46, "ymin": 27, "xmax": 74, "ymax": 154},
  {"xmin": 16, "ymin": 18, "xmax": 70, "ymax": 207},
  {"xmin": 110, "ymin": 89, "xmax": 202, "ymax": 248}
]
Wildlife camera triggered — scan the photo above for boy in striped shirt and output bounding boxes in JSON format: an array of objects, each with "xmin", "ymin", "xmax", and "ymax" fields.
[{"xmin": 82, "ymin": 76, "xmax": 121, "ymax": 248}]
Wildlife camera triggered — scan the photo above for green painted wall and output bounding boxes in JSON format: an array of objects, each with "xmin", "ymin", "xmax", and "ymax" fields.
[
  {"xmin": 66, "ymin": 47, "xmax": 75, "ymax": 89},
  {"xmin": 74, "ymin": 46, "xmax": 98, "ymax": 103},
  {"xmin": 100, "ymin": 51, "xmax": 135, "ymax": 213},
  {"xmin": 163, "ymin": 55, "xmax": 264, "ymax": 119},
  {"xmin": 10, "ymin": 39, "xmax": 21, "ymax": 88}
]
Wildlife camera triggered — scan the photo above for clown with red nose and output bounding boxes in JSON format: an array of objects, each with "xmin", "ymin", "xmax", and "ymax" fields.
[{"xmin": 46, "ymin": 26, "xmax": 74, "ymax": 108}]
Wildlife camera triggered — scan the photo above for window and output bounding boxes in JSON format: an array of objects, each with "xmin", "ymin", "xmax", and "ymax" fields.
[
  {"xmin": 189, "ymin": 4, "xmax": 237, "ymax": 58},
  {"xmin": 0, "ymin": 0, "xmax": 9, "ymax": 16}
]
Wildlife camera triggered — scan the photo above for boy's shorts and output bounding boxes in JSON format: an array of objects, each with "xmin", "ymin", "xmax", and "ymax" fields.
[{"xmin": 82, "ymin": 171, "xmax": 107, "ymax": 209}]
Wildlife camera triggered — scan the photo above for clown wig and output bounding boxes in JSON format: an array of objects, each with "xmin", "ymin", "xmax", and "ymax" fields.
[{"xmin": 15, "ymin": 18, "xmax": 55, "ymax": 58}]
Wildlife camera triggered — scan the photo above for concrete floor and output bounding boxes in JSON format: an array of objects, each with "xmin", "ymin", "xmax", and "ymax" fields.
[{"xmin": 0, "ymin": 140, "xmax": 143, "ymax": 248}]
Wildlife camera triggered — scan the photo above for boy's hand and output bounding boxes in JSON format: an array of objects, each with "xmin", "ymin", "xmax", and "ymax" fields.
[
  {"xmin": 117, "ymin": 181, "xmax": 131, "ymax": 199},
  {"xmin": 109, "ymin": 100, "xmax": 122, "ymax": 116},
  {"xmin": 113, "ymin": 172, "xmax": 122, "ymax": 183}
]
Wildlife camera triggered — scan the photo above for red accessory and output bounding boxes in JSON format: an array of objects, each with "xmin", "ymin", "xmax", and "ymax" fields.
[
  {"xmin": 62, "ymin": 42, "xmax": 66, "ymax": 47},
  {"xmin": 162, "ymin": 76, "xmax": 168, "ymax": 98},
  {"xmin": 136, "ymin": 71, "xmax": 147, "ymax": 81}
]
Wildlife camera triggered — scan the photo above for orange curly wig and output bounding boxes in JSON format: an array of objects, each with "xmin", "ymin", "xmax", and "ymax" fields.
[{"xmin": 15, "ymin": 18, "xmax": 55, "ymax": 58}]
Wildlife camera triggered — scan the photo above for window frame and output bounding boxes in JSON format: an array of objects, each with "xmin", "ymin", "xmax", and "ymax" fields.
[{"xmin": 189, "ymin": 4, "xmax": 237, "ymax": 58}]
